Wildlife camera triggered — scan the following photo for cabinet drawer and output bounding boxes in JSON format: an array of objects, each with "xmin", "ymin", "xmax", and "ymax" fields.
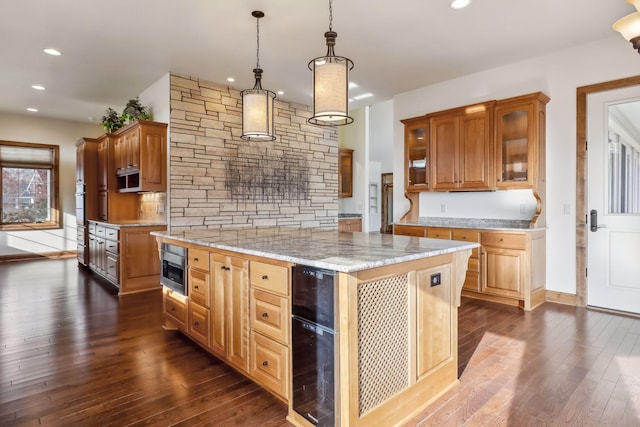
[
  {"xmin": 394, "ymin": 224, "xmax": 427, "ymax": 237},
  {"xmin": 250, "ymin": 261, "xmax": 289, "ymax": 296},
  {"xmin": 105, "ymin": 240, "xmax": 118, "ymax": 254},
  {"xmin": 189, "ymin": 268, "xmax": 210, "ymax": 308},
  {"xmin": 189, "ymin": 248, "xmax": 210, "ymax": 270},
  {"xmin": 188, "ymin": 302, "xmax": 210, "ymax": 348},
  {"xmin": 427, "ymin": 227, "xmax": 452, "ymax": 240},
  {"xmin": 88, "ymin": 222, "xmax": 96, "ymax": 235},
  {"xmin": 106, "ymin": 253, "xmax": 119, "ymax": 283},
  {"xmin": 77, "ymin": 227, "xmax": 86, "ymax": 242},
  {"xmin": 104, "ymin": 227, "xmax": 118, "ymax": 241},
  {"xmin": 452, "ymin": 229, "xmax": 480, "ymax": 243},
  {"xmin": 481, "ymin": 232, "xmax": 527, "ymax": 250},
  {"xmin": 250, "ymin": 289, "xmax": 289, "ymax": 345},
  {"xmin": 250, "ymin": 331, "xmax": 289, "ymax": 400},
  {"xmin": 164, "ymin": 288, "xmax": 187, "ymax": 328},
  {"xmin": 95, "ymin": 225, "xmax": 106, "ymax": 238}
]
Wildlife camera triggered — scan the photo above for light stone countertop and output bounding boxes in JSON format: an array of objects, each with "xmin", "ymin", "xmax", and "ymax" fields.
[
  {"xmin": 398, "ymin": 217, "xmax": 546, "ymax": 232},
  {"xmin": 89, "ymin": 219, "xmax": 167, "ymax": 228},
  {"xmin": 151, "ymin": 227, "xmax": 478, "ymax": 273}
]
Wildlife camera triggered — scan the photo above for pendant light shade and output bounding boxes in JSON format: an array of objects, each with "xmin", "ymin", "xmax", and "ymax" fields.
[
  {"xmin": 614, "ymin": 0, "xmax": 640, "ymax": 53},
  {"xmin": 308, "ymin": 1, "xmax": 354, "ymax": 126},
  {"xmin": 241, "ymin": 11, "xmax": 276, "ymax": 141}
]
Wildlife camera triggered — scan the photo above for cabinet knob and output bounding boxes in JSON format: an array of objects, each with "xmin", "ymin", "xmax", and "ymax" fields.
[
  {"xmin": 261, "ymin": 275, "xmax": 268, "ymax": 280},
  {"xmin": 170, "ymin": 306, "xmax": 175, "ymax": 311},
  {"xmin": 194, "ymin": 285, "xmax": 199, "ymax": 289},
  {"xmin": 193, "ymin": 257, "xmax": 199, "ymax": 262},
  {"xmin": 194, "ymin": 321, "xmax": 199, "ymax": 326},
  {"xmin": 500, "ymin": 238, "xmax": 504, "ymax": 242},
  {"xmin": 262, "ymin": 361, "xmax": 269, "ymax": 367},
  {"xmin": 262, "ymin": 312, "xmax": 269, "ymax": 318}
]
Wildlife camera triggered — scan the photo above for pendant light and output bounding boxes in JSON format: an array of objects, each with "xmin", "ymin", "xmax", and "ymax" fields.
[
  {"xmin": 308, "ymin": 0, "xmax": 354, "ymax": 126},
  {"xmin": 613, "ymin": 0, "xmax": 640, "ymax": 53},
  {"xmin": 241, "ymin": 11, "xmax": 276, "ymax": 141}
]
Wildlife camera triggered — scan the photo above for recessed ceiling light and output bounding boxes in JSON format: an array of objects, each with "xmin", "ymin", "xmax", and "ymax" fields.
[
  {"xmin": 277, "ymin": 91, "xmax": 284, "ymax": 95},
  {"xmin": 27, "ymin": 108, "xmax": 38, "ymax": 112},
  {"xmin": 43, "ymin": 48, "xmax": 62, "ymax": 56},
  {"xmin": 450, "ymin": 0, "xmax": 471, "ymax": 9},
  {"xmin": 227, "ymin": 77, "xmax": 235, "ymax": 82},
  {"xmin": 349, "ymin": 82, "xmax": 359, "ymax": 89},
  {"xmin": 32, "ymin": 85, "xmax": 46, "ymax": 91},
  {"xmin": 352, "ymin": 93, "xmax": 373, "ymax": 100}
]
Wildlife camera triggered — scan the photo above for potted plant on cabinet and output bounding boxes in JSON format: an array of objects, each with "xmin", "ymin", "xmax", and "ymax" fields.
[
  {"xmin": 100, "ymin": 108, "xmax": 125, "ymax": 133},
  {"xmin": 122, "ymin": 97, "xmax": 151, "ymax": 123}
]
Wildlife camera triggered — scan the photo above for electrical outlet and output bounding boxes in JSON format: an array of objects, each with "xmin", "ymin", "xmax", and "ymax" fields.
[
  {"xmin": 440, "ymin": 204, "xmax": 447, "ymax": 213},
  {"xmin": 430, "ymin": 273, "xmax": 441, "ymax": 287},
  {"xmin": 520, "ymin": 204, "xmax": 526, "ymax": 214},
  {"xmin": 563, "ymin": 204, "xmax": 571, "ymax": 215}
]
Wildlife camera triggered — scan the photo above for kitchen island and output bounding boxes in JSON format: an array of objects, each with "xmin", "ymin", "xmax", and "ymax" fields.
[{"xmin": 153, "ymin": 227, "xmax": 477, "ymax": 427}]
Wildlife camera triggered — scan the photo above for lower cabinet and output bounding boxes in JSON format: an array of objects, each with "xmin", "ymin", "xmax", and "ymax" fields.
[
  {"xmin": 161, "ymin": 240, "xmax": 292, "ymax": 402},
  {"xmin": 338, "ymin": 218, "xmax": 362, "ymax": 232},
  {"xmin": 87, "ymin": 221, "xmax": 165, "ymax": 294},
  {"xmin": 394, "ymin": 224, "xmax": 545, "ymax": 310}
]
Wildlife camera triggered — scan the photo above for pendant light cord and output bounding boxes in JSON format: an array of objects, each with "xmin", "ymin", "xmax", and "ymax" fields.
[
  {"xmin": 329, "ymin": 0, "xmax": 333, "ymax": 31},
  {"xmin": 256, "ymin": 15, "xmax": 260, "ymax": 69}
]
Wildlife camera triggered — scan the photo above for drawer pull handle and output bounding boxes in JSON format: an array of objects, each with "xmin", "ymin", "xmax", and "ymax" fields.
[
  {"xmin": 262, "ymin": 275, "xmax": 268, "ymax": 280},
  {"xmin": 262, "ymin": 361, "xmax": 269, "ymax": 367},
  {"xmin": 194, "ymin": 285, "xmax": 199, "ymax": 289},
  {"xmin": 262, "ymin": 312, "xmax": 269, "ymax": 318},
  {"xmin": 170, "ymin": 306, "xmax": 175, "ymax": 311},
  {"xmin": 194, "ymin": 257, "xmax": 199, "ymax": 262},
  {"xmin": 194, "ymin": 321, "xmax": 200, "ymax": 326}
]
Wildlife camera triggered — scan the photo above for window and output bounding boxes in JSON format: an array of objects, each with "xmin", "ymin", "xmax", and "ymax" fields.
[{"xmin": 0, "ymin": 141, "xmax": 59, "ymax": 230}]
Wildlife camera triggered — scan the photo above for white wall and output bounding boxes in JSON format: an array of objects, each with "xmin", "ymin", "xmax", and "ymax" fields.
[
  {"xmin": 369, "ymin": 99, "xmax": 394, "ymax": 173},
  {"xmin": 392, "ymin": 35, "xmax": 640, "ymax": 295},
  {"xmin": 139, "ymin": 73, "xmax": 170, "ymax": 124},
  {"xmin": 0, "ymin": 113, "xmax": 102, "ymax": 256},
  {"xmin": 339, "ymin": 108, "xmax": 366, "ymax": 216}
]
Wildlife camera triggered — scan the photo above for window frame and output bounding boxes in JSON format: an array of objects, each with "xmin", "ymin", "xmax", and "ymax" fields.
[{"xmin": 0, "ymin": 140, "xmax": 60, "ymax": 230}]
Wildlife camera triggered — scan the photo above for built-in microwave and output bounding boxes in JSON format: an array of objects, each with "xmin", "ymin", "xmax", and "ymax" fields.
[{"xmin": 160, "ymin": 243, "xmax": 187, "ymax": 295}]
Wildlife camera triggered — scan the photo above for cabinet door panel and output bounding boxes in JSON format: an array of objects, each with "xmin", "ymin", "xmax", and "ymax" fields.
[
  {"xmin": 416, "ymin": 264, "xmax": 452, "ymax": 378},
  {"xmin": 227, "ymin": 256, "xmax": 250, "ymax": 373},
  {"xmin": 393, "ymin": 224, "xmax": 427, "ymax": 237},
  {"xmin": 483, "ymin": 247, "xmax": 524, "ymax": 298},
  {"xmin": 188, "ymin": 302, "xmax": 210, "ymax": 348},
  {"xmin": 459, "ymin": 110, "xmax": 492, "ymax": 189},
  {"xmin": 211, "ymin": 255, "xmax": 226, "ymax": 357},
  {"xmin": 430, "ymin": 116, "xmax": 459, "ymax": 190}
]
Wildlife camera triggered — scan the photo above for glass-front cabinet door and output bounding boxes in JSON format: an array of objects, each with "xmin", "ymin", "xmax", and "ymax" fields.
[
  {"xmin": 402, "ymin": 117, "xmax": 429, "ymax": 191},
  {"xmin": 495, "ymin": 101, "xmax": 535, "ymax": 189}
]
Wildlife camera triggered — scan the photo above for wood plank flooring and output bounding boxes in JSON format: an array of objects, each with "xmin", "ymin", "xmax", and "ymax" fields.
[{"xmin": 1, "ymin": 258, "xmax": 639, "ymax": 426}]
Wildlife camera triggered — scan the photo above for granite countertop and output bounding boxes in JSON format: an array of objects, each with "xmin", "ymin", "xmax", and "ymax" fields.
[
  {"xmin": 89, "ymin": 219, "xmax": 167, "ymax": 228},
  {"xmin": 399, "ymin": 217, "xmax": 545, "ymax": 231},
  {"xmin": 151, "ymin": 227, "xmax": 477, "ymax": 273},
  {"xmin": 338, "ymin": 213, "xmax": 362, "ymax": 219}
]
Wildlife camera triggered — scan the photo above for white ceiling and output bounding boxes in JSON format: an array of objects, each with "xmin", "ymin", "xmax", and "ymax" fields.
[{"xmin": 0, "ymin": 0, "xmax": 634, "ymax": 124}]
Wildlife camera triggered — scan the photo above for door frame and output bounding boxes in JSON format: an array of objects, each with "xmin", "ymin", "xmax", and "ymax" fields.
[{"xmin": 575, "ymin": 75, "xmax": 640, "ymax": 307}]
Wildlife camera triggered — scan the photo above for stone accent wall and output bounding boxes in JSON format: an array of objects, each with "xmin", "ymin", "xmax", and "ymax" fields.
[{"xmin": 168, "ymin": 73, "xmax": 338, "ymax": 231}]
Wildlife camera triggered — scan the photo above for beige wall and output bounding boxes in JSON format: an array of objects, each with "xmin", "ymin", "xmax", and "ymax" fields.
[
  {"xmin": 168, "ymin": 74, "xmax": 338, "ymax": 231},
  {"xmin": 0, "ymin": 112, "xmax": 101, "ymax": 256}
]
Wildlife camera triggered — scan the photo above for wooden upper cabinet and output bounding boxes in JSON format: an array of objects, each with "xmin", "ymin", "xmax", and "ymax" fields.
[
  {"xmin": 338, "ymin": 148, "xmax": 353, "ymax": 198},
  {"xmin": 401, "ymin": 117, "xmax": 429, "ymax": 191},
  {"xmin": 112, "ymin": 120, "xmax": 167, "ymax": 193},
  {"xmin": 495, "ymin": 92, "xmax": 549, "ymax": 189},
  {"xmin": 430, "ymin": 103, "xmax": 494, "ymax": 191}
]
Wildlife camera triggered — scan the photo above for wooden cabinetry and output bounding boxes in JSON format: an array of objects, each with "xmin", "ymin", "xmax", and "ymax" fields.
[
  {"xmin": 164, "ymin": 288, "xmax": 187, "ymax": 330},
  {"xmin": 249, "ymin": 260, "xmax": 291, "ymax": 400},
  {"xmin": 95, "ymin": 135, "xmax": 138, "ymax": 222},
  {"xmin": 187, "ymin": 248, "xmax": 211, "ymax": 348},
  {"xmin": 495, "ymin": 93, "xmax": 549, "ymax": 190},
  {"xmin": 401, "ymin": 117, "xmax": 429, "ymax": 191},
  {"xmin": 338, "ymin": 217, "xmax": 362, "ymax": 232},
  {"xmin": 430, "ymin": 103, "xmax": 494, "ymax": 191},
  {"xmin": 338, "ymin": 148, "xmax": 353, "ymax": 198},
  {"xmin": 112, "ymin": 120, "xmax": 167, "ymax": 193},
  {"xmin": 87, "ymin": 221, "xmax": 164, "ymax": 294},
  {"xmin": 76, "ymin": 138, "xmax": 98, "ymax": 267},
  {"xmin": 393, "ymin": 224, "xmax": 544, "ymax": 310}
]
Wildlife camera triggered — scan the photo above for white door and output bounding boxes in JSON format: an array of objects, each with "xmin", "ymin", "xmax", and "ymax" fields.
[{"xmin": 587, "ymin": 86, "xmax": 640, "ymax": 314}]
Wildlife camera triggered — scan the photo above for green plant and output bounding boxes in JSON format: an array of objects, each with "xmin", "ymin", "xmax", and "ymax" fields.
[
  {"xmin": 100, "ymin": 107, "xmax": 125, "ymax": 133},
  {"xmin": 122, "ymin": 97, "xmax": 150, "ymax": 122}
]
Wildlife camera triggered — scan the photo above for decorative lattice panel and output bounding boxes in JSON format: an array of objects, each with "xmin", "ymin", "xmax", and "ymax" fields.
[{"xmin": 357, "ymin": 274, "xmax": 409, "ymax": 416}]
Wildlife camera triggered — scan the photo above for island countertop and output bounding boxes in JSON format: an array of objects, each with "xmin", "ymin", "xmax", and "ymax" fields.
[{"xmin": 152, "ymin": 227, "xmax": 478, "ymax": 273}]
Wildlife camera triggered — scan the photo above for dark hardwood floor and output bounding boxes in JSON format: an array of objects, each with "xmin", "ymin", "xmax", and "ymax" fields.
[{"xmin": 1, "ymin": 258, "xmax": 638, "ymax": 426}]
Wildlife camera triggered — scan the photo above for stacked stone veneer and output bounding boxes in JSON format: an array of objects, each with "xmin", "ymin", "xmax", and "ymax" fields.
[{"xmin": 169, "ymin": 73, "xmax": 339, "ymax": 231}]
